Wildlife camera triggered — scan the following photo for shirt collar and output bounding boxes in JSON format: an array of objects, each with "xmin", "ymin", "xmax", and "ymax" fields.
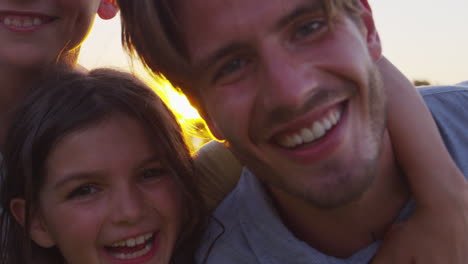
[{"xmin": 237, "ymin": 168, "xmax": 381, "ymax": 264}]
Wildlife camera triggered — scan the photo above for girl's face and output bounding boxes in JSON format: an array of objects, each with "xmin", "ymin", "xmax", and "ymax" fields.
[
  {"xmin": 31, "ymin": 114, "xmax": 183, "ymax": 264},
  {"xmin": 0, "ymin": 0, "xmax": 113, "ymax": 69}
]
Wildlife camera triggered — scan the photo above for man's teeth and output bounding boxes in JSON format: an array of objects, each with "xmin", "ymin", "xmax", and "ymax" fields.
[
  {"xmin": 110, "ymin": 232, "xmax": 153, "ymax": 248},
  {"xmin": 109, "ymin": 243, "xmax": 153, "ymax": 260},
  {"xmin": 2, "ymin": 16, "xmax": 43, "ymax": 27},
  {"xmin": 277, "ymin": 108, "xmax": 342, "ymax": 148}
]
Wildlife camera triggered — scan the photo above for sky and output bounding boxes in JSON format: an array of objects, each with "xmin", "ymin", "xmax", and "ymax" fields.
[{"xmin": 78, "ymin": 0, "xmax": 468, "ymax": 85}]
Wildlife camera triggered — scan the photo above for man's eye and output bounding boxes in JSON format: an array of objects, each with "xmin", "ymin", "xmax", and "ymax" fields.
[
  {"xmin": 67, "ymin": 184, "xmax": 98, "ymax": 200},
  {"xmin": 141, "ymin": 167, "xmax": 167, "ymax": 180},
  {"xmin": 214, "ymin": 57, "xmax": 248, "ymax": 82},
  {"xmin": 294, "ymin": 20, "xmax": 325, "ymax": 40}
]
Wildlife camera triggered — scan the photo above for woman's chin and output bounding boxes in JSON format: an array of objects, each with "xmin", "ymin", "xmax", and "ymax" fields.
[{"xmin": 0, "ymin": 48, "xmax": 71, "ymax": 71}]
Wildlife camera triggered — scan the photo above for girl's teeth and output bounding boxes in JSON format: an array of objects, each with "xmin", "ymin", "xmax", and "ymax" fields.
[
  {"xmin": 323, "ymin": 118, "xmax": 332, "ymax": 130},
  {"xmin": 2, "ymin": 16, "xmax": 44, "ymax": 27},
  {"xmin": 127, "ymin": 238, "xmax": 136, "ymax": 247},
  {"xmin": 110, "ymin": 243, "xmax": 152, "ymax": 260},
  {"xmin": 110, "ymin": 232, "xmax": 153, "ymax": 247},
  {"xmin": 23, "ymin": 18, "xmax": 33, "ymax": 27},
  {"xmin": 136, "ymin": 236, "xmax": 145, "ymax": 244},
  {"xmin": 33, "ymin": 18, "xmax": 42, "ymax": 25}
]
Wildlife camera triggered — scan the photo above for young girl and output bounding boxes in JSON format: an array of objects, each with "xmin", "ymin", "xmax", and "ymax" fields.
[
  {"xmin": 0, "ymin": 68, "xmax": 206, "ymax": 264},
  {"xmin": 116, "ymin": 0, "xmax": 468, "ymax": 262}
]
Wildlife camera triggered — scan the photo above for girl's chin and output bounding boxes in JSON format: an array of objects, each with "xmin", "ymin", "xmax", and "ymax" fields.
[{"xmin": 0, "ymin": 49, "xmax": 71, "ymax": 71}]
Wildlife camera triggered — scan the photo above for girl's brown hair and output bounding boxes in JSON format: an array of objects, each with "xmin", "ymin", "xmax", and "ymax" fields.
[{"xmin": 0, "ymin": 68, "xmax": 206, "ymax": 264}]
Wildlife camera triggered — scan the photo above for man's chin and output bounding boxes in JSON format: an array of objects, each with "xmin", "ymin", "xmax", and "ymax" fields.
[{"xmin": 265, "ymin": 161, "xmax": 377, "ymax": 210}]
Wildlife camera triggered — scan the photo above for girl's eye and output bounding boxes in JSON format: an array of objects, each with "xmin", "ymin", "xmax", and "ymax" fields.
[
  {"xmin": 141, "ymin": 167, "xmax": 168, "ymax": 180},
  {"xmin": 294, "ymin": 20, "xmax": 325, "ymax": 40},
  {"xmin": 67, "ymin": 184, "xmax": 98, "ymax": 200}
]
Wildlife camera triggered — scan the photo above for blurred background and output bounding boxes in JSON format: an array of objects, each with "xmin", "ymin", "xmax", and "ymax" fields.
[{"xmin": 78, "ymin": 0, "xmax": 468, "ymax": 151}]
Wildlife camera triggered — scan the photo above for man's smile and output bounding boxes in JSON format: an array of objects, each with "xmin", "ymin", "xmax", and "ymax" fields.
[
  {"xmin": 268, "ymin": 100, "xmax": 349, "ymax": 164},
  {"xmin": 275, "ymin": 105, "xmax": 343, "ymax": 149}
]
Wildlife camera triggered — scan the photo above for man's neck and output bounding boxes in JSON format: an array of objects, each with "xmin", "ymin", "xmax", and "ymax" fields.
[{"xmin": 268, "ymin": 132, "xmax": 409, "ymax": 258}]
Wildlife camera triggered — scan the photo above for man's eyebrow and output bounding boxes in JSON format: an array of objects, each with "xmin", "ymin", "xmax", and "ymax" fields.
[
  {"xmin": 194, "ymin": 1, "xmax": 324, "ymax": 69},
  {"xmin": 196, "ymin": 42, "xmax": 247, "ymax": 70},
  {"xmin": 272, "ymin": 1, "xmax": 325, "ymax": 32}
]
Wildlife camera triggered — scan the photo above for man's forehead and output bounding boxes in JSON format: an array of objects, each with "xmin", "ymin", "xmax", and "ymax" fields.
[{"xmin": 175, "ymin": 0, "xmax": 326, "ymax": 65}]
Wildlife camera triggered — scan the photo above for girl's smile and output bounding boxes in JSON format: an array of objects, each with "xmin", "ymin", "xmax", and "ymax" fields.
[
  {"xmin": 32, "ymin": 114, "xmax": 183, "ymax": 264},
  {"xmin": 104, "ymin": 232, "xmax": 159, "ymax": 263}
]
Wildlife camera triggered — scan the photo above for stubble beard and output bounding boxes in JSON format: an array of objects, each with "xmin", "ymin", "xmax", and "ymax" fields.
[{"xmin": 257, "ymin": 67, "xmax": 388, "ymax": 210}]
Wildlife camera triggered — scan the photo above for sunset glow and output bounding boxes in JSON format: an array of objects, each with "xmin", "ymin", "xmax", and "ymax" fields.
[
  {"xmin": 149, "ymin": 77, "xmax": 213, "ymax": 152},
  {"xmin": 154, "ymin": 79, "xmax": 201, "ymax": 120}
]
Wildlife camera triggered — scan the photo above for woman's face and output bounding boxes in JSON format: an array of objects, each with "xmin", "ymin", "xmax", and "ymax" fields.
[
  {"xmin": 31, "ymin": 114, "xmax": 183, "ymax": 264},
  {"xmin": 0, "ymin": 0, "xmax": 110, "ymax": 69}
]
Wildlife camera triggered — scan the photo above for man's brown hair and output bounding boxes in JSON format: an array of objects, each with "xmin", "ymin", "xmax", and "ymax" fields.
[{"xmin": 118, "ymin": 0, "xmax": 361, "ymax": 110}]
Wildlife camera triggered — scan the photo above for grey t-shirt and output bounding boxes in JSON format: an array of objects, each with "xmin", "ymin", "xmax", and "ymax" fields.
[{"xmin": 196, "ymin": 85, "xmax": 468, "ymax": 264}]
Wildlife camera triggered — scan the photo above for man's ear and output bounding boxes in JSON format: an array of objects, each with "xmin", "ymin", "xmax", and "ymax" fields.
[
  {"xmin": 359, "ymin": 0, "xmax": 382, "ymax": 61},
  {"xmin": 10, "ymin": 199, "xmax": 55, "ymax": 248},
  {"xmin": 97, "ymin": 0, "xmax": 119, "ymax": 20}
]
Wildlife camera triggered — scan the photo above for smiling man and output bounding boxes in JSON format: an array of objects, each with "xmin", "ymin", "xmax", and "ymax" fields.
[{"xmin": 117, "ymin": 0, "xmax": 468, "ymax": 262}]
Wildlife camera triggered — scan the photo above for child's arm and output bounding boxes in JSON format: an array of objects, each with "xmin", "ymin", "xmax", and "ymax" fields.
[
  {"xmin": 372, "ymin": 57, "xmax": 468, "ymax": 263},
  {"xmin": 194, "ymin": 140, "xmax": 242, "ymax": 212}
]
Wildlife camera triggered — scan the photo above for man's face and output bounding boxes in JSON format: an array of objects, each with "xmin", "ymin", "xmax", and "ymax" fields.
[
  {"xmin": 177, "ymin": 0, "xmax": 387, "ymax": 208},
  {"xmin": 0, "ymin": 0, "xmax": 105, "ymax": 69}
]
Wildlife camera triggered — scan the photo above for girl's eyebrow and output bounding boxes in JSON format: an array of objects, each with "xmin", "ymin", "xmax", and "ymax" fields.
[
  {"xmin": 138, "ymin": 156, "xmax": 164, "ymax": 168},
  {"xmin": 53, "ymin": 171, "xmax": 104, "ymax": 190},
  {"xmin": 136, "ymin": 157, "xmax": 168, "ymax": 173},
  {"xmin": 52, "ymin": 155, "xmax": 163, "ymax": 189}
]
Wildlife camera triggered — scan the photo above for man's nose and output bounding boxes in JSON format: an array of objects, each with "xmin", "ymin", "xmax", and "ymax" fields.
[
  {"xmin": 109, "ymin": 185, "xmax": 147, "ymax": 226},
  {"xmin": 258, "ymin": 45, "xmax": 320, "ymax": 111}
]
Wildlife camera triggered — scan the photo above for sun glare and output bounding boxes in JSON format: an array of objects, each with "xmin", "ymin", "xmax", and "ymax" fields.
[
  {"xmin": 165, "ymin": 87, "xmax": 201, "ymax": 120},
  {"xmin": 149, "ymin": 77, "xmax": 213, "ymax": 152}
]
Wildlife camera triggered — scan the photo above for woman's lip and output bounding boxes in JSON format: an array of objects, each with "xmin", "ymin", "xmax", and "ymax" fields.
[
  {"xmin": 0, "ymin": 11, "xmax": 58, "ymax": 22},
  {"xmin": 0, "ymin": 10, "xmax": 55, "ymax": 17},
  {"xmin": 0, "ymin": 12, "xmax": 57, "ymax": 32}
]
